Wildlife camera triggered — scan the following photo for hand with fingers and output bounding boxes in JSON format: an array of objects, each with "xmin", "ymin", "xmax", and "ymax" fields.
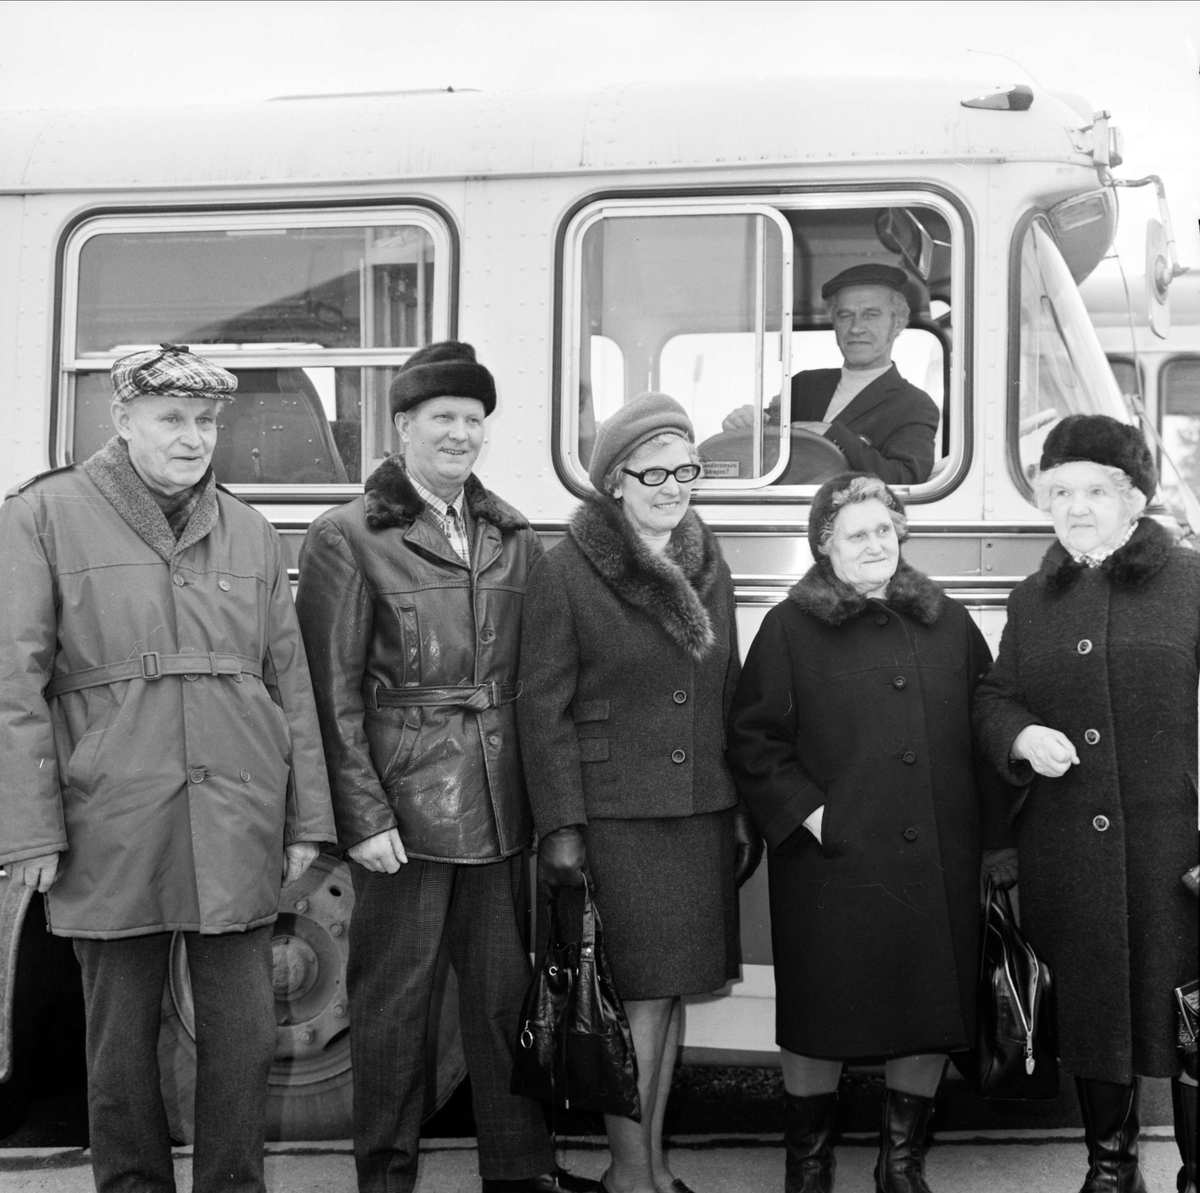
[
  {"xmin": 347, "ymin": 828, "xmax": 409, "ymax": 874},
  {"xmin": 4, "ymin": 853, "xmax": 60, "ymax": 893},
  {"xmin": 1012, "ymin": 724, "xmax": 1080, "ymax": 778},
  {"xmin": 537, "ymin": 825, "xmax": 589, "ymax": 891}
]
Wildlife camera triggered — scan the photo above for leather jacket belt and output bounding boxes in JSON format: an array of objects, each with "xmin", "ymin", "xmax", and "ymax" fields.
[
  {"xmin": 46, "ymin": 652, "xmax": 264, "ymax": 698},
  {"xmin": 364, "ymin": 680, "xmax": 522, "ymax": 713}
]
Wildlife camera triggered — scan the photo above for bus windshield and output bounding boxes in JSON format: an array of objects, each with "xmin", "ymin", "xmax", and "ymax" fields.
[{"xmin": 1015, "ymin": 218, "xmax": 1131, "ymax": 482}]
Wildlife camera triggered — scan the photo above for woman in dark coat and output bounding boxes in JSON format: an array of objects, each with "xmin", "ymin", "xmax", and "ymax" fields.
[
  {"xmin": 518, "ymin": 392, "xmax": 762, "ymax": 1193},
  {"xmin": 973, "ymin": 415, "xmax": 1198, "ymax": 1193},
  {"xmin": 727, "ymin": 472, "xmax": 1011, "ymax": 1193}
]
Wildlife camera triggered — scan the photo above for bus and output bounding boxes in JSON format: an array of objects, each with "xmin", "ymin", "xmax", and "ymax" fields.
[{"xmin": 0, "ymin": 75, "xmax": 1181, "ymax": 1141}]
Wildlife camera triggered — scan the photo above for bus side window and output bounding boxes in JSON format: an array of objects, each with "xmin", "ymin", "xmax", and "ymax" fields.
[{"xmin": 1161, "ymin": 357, "xmax": 1200, "ymax": 502}]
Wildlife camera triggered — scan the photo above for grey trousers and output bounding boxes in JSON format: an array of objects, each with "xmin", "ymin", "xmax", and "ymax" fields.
[
  {"xmin": 348, "ymin": 853, "xmax": 554, "ymax": 1193},
  {"xmin": 73, "ymin": 928, "xmax": 276, "ymax": 1193}
]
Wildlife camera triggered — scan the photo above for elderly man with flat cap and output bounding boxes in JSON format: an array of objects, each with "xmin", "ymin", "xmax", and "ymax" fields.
[
  {"xmin": 724, "ymin": 263, "xmax": 941, "ymax": 485},
  {"xmin": 0, "ymin": 343, "xmax": 336, "ymax": 1193},
  {"xmin": 296, "ymin": 341, "xmax": 597, "ymax": 1193}
]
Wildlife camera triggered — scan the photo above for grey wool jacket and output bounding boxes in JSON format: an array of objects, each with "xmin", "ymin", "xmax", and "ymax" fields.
[{"xmin": 517, "ymin": 496, "xmax": 741, "ymax": 835}]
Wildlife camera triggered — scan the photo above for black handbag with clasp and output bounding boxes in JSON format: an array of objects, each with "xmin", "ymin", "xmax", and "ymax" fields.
[
  {"xmin": 957, "ymin": 878, "xmax": 1058, "ymax": 1100},
  {"xmin": 512, "ymin": 882, "xmax": 641, "ymax": 1120}
]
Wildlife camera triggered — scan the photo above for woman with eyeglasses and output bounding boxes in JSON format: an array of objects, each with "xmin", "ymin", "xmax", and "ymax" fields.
[{"xmin": 518, "ymin": 392, "xmax": 762, "ymax": 1193}]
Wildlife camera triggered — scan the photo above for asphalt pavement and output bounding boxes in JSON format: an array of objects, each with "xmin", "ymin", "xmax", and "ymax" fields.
[{"xmin": 0, "ymin": 1130, "xmax": 1186, "ymax": 1193}]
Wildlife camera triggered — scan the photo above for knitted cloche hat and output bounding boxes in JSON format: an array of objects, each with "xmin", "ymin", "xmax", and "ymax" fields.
[
  {"xmin": 1039, "ymin": 414, "xmax": 1157, "ymax": 498},
  {"xmin": 588, "ymin": 391, "xmax": 695, "ymax": 493},
  {"xmin": 389, "ymin": 341, "xmax": 497, "ymax": 417}
]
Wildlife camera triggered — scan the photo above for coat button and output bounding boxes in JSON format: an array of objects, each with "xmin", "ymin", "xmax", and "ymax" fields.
[
  {"xmin": 902, "ymin": 750, "xmax": 917, "ymax": 764},
  {"xmin": 1077, "ymin": 639, "xmax": 1093, "ymax": 654},
  {"xmin": 671, "ymin": 749, "xmax": 686, "ymax": 764},
  {"xmin": 673, "ymin": 690, "xmax": 687, "ymax": 704},
  {"xmin": 184, "ymin": 673, "xmax": 199, "ymax": 681},
  {"xmin": 240, "ymin": 768, "xmax": 251, "ymax": 782},
  {"xmin": 487, "ymin": 733, "xmax": 501, "ymax": 747},
  {"xmin": 173, "ymin": 573, "xmax": 185, "ymax": 587},
  {"xmin": 188, "ymin": 768, "xmax": 205, "ymax": 784},
  {"xmin": 892, "ymin": 676, "xmax": 907, "ymax": 690},
  {"xmin": 218, "ymin": 579, "xmax": 231, "ymax": 592},
  {"xmin": 1084, "ymin": 728, "xmax": 1100, "ymax": 746},
  {"xmin": 876, "ymin": 613, "xmax": 889, "ymax": 626},
  {"xmin": 1093, "ymin": 814, "xmax": 1110, "ymax": 832},
  {"xmin": 903, "ymin": 827, "xmax": 918, "ymax": 841},
  {"xmin": 480, "ymin": 627, "xmax": 495, "ymax": 642}
]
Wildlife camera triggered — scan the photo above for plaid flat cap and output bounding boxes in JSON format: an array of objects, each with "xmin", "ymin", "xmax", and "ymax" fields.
[{"xmin": 111, "ymin": 343, "xmax": 238, "ymax": 404}]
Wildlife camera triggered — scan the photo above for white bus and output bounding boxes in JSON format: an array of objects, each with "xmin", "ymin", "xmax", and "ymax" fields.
[{"xmin": 0, "ymin": 75, "xmax": 1175, "ymax": 1140}]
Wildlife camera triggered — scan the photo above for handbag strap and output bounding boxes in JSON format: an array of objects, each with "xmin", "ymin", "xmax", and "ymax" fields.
[{"xmin": 579, "ymin": 879, "xmax": 599, "ymax": 963}]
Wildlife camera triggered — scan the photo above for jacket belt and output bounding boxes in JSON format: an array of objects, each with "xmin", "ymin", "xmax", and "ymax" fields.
[
  {"xmin": 46, "ymin": 652, "xmax": 264, "ymax": 698},
  {"xmin": 364, "ymin": 680, "xmax": 522, "ymax": 713}
]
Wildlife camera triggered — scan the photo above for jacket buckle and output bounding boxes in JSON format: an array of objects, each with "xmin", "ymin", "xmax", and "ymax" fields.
[{"xmin": 140, "ymin": 651, "xmax": 162, "ymax": 680}]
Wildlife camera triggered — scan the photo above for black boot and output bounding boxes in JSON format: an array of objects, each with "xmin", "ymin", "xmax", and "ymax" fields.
[
  {"xmin": 1075, "ymin": 1077, "xmax": 1148, "ymax": 1193},
  {"xmin": 874, "ymin": 1087, "xmax": 936, "ymax": 1193},
  {"xmin": 783, "ymin": 1090, "xmax": 837, "ymax": 1193},
  {"xmin": 1174, "ymin": 1078, "xmax": 1198, "ymax": 1193}
]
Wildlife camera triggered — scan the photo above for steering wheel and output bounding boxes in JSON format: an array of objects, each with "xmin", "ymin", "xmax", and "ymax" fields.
[{"xmin": 699, "ymin": 425, "xmax": 848, "ymax": 484}]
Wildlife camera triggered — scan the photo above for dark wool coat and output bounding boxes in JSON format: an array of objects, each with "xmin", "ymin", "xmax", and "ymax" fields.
[
  {"xmin": 0, "ymin": 439, "xmax": 336, "ymax": 938},
  {"xmin": 973, "ymin": 518, "xmax": 1200, "ymax": 1083},
  {"xmin": 295, "ymin": 457, "xmax": 543, "ymax": 862},
  {"xmin": 792, "ymin": 365, "xmax": 940, "ymax": 485},
  {"xmin": 727, "ymin": 560, "xmax": 1011, "ymax": 1058},
  {"xmin": 517, "ymin": 497, "xmax": 741, "ymax": 833}
]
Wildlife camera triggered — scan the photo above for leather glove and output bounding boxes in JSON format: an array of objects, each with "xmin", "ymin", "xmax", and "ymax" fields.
[
  {"xmin": 537, "ymin": 825, "xmax": 588, "ymax": 890},
  {"xmin": 981, "ymin": 847, "xmax": 1019, "ymax": 896},
  {"xmin": 733, "ymin": 809, "xmax": 764, "ymax": 888}
]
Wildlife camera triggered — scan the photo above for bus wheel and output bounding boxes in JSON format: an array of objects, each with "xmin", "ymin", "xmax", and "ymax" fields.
[{"xmin": 158, "ymin": 854, "xmax": 466, "ymax": 1141}]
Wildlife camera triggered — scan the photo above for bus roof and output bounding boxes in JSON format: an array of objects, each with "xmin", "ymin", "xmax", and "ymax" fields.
[{"xmin": 0, "ymin": 75, "xmax": 1101, "ymax": 193}]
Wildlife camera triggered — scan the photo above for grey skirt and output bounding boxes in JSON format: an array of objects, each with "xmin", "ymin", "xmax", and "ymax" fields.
[{"xmin": 549, "ymin": 808, "xmax": 740, "ymax": 1001}]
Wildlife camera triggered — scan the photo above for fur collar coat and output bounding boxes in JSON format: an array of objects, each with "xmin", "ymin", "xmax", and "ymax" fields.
[
  {"xmin": 786, "ymin": 556, "xmax": 945, "ymax": 628},
  {"xmin": 517, "ymin": 495, "xmax": 740, "ymax": 831}
]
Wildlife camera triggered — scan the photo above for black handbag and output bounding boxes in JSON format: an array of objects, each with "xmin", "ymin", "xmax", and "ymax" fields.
[
  {"xmin": 957, "ymin": 879, "xmax": 1058, "ymax": 1100},
  {"xmin": 511, "ymin": 882, "xmax": 641, "ymax": 1120}
]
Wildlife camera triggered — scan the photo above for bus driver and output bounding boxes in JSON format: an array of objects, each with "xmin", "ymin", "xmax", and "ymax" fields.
[{"xmin": 722, "ymin": 264, "xmax": 940, "ymax": 485}]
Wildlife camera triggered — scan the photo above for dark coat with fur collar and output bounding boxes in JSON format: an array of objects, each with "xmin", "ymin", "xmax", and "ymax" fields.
[
  {"xmin": 517, "ymin": 497, "xmax": 740, "ymax": 832},
  {"xmin": 973, "ymin": 518, "xmax": 1199, "ymax": 1082},
  {"xmin": 296, "ymin": 456, "xmax": 543, "ymax": 861},
  {"xmin": 727, "ymin": 558, "xmax": 1009, "ymax": 1058}
]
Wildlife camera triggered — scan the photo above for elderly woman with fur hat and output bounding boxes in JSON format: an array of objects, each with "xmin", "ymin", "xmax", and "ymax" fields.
[
  {"xmin": 727, "ymin": 471, "xmax": 1011, "ymax": 1193},
  {"xmin": 973, "ymin": 414, "xmax": 1199, "ymax": 1193},
  {"xmin": 518, "ymin": 392, "xmax": 762, "ymax": 1193}
]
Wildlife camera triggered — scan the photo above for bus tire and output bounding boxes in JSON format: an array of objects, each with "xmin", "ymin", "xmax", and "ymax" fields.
[{"xmin": 158, "ymin": 854, "xmax": 465, "ymax": 1142}]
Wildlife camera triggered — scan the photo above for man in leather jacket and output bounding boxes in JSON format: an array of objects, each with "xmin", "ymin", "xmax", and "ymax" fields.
[{"xmin": 296, "ymin": 342, "xmax": 596, "ymax": 1193}]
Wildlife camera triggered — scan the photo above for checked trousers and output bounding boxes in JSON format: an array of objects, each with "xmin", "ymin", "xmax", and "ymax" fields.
[{"xmin": 348, "ymin": 853, "xmax": 555, "ymax": 1193}]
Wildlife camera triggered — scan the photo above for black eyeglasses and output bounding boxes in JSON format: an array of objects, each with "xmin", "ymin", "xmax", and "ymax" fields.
[{"xmin": 620, "ymin": 463, "xmax": 703, "ymax": 486}]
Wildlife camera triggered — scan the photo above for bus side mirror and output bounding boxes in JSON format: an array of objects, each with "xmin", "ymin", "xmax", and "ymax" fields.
[{"xmin": 1146, "ymin": 219, "xmax": 1171, "ymax": 340}]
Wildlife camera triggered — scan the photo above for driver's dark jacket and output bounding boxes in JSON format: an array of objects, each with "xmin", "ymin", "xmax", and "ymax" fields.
[
  {"xmin": 295, "ymin": 456, "xmax": 543, "ymax": 862},
  {"xmin": 790, "ymin": 365, "xmax": 939, "ymax": 485}
]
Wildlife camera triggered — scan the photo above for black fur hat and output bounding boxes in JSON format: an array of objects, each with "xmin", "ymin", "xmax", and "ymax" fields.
[
  {"xmin": 389, "ymin": 340, "xmax": 497, "ymax": 417},
  {"xmin": 808, "ymin": 471, "xmax": 907, "ymax": 563},
  {"xmin": 1039, "ymin": 414, "xmax": 1156, "ymax": 498}
]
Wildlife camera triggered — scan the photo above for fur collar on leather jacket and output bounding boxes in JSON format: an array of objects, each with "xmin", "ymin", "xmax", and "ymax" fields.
[
  {"xmin": 788, "ymin": 557, "xmax": 945, "ymax": 628},
  {"xmin": 362, "ymin": 455, "xmax": 530, "ymax": 532},
  {"xmin": 568, "ymin": 495, "xmax": 721, "ymax": 660},
  {"xmin": 1038, "ymin": 517, "xmax": 1175, "ymax": 594},
  {"xmin": 83, "ymin": 435, "xmax": 218, "ymax": 563}
]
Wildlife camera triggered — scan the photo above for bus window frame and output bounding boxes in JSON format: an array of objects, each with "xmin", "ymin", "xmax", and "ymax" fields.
[
  {"xmin": 552, "ymin": 184, "xmax": 972, "ymax": 505},
  {"xmin": 51, "ymin": 200, "xmax": 458, "ymax": 502},
  {"xmin": 1157, "ymin": 352, "xmax": 1200, "ymax": 488}
]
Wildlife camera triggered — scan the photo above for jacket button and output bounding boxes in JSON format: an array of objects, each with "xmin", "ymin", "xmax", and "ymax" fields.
[
  {"xmin": 188, "ymin": 768, "xmax": 205, "ymax": 784},
  {"xmin": 173, "ymin": 573, "xmax": 185, "ymax": 587},
  {"xmin": 892, "ymin": 676, "xmax": 907, "ymax": 690},
  {"xmin": 902, "ymin": 750, "xmax": 917, "ymax": 764},
  {"xmin": 876, "ymin": 614, "xmax": 889, "ymax": 626},
  {"xmin": 240, "ymin": 769, "xmax": 251, "ymax": 782},
  {"xmin": 903, "ymin": 827, "xmax": 918, "ymax": 841},
  {"xmin": 1093, "ymin": 814, "xmax": 1110, "ymax": 832},
  {"xmin": 480, "ymin": 627, "xmax": 495, "ymax": 642},
  {"xmin": 218, "ymin": 579, "xmax": 231, "ymax": 592},
  {"xmin": 671, "ymin": 749, "xmax": 686, "ymax": 764},
  {"xmin": 1084, "ymin": 728, "xmax": 1100, "ymax": 746},
  {"xmin": 1077, "ymin": 639, "xmax": 1093, "ymax": 654},
  {"xmin": 184, "ymin": 673, "xmax": 199, "ymax": 681},
  {"xmin": 673, "ymin": 690, "xmax": 687, "ymax": 704},
  {"xmin": 487, "ymin": 733, "xmax": 501, "ymax": 747}
]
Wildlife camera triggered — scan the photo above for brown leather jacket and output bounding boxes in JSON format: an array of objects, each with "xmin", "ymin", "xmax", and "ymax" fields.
[{"xmin": 296, "ymin": 457, "xmax": 543, "ymax": 862}]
